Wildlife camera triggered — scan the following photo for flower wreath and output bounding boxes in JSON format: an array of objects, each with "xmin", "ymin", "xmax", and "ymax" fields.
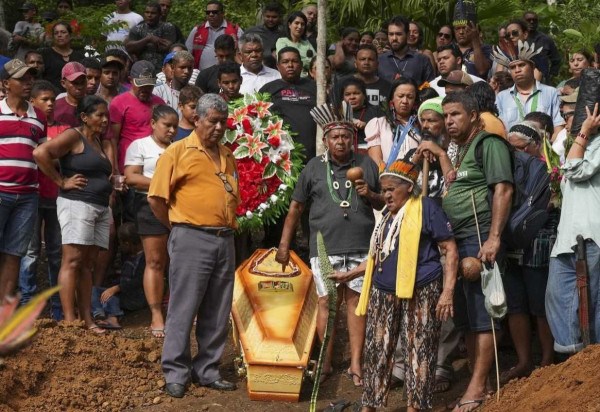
[{"xmin": 222, "ymin": 93, "xmax": 304, "ymax": 232}]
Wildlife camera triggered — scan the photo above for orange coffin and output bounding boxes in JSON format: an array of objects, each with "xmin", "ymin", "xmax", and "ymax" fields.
[{"xmin": 231, "ymin": 248, "xmax": 318, "ymax": 402}]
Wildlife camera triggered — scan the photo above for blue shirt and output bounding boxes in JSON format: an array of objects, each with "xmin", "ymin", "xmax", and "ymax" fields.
[
  {"xmin": 374, "ymin": 197, "xmax": 454, "ymax": 293},
  {"xmin": 377, "ymin": 50, "xmax": 435, "ymax": 85},
  {"xmin": 174, "ymin": 126, "xmax": 192, "ymax": 142},
  {"xmin": 496, "ymin": 81, "xmax": 564, "ymax": 132}
]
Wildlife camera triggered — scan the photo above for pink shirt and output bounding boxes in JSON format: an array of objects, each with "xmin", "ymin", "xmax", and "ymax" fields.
[
  {"xmin": 364, "ymin": 117, "xmax": 421, "ymax": 163},
  {"xmin": 109, "ymin": 92, "xmax": 165, "ymax": 172}
]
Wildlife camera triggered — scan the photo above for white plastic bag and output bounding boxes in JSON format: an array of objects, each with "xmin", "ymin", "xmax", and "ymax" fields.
[{"xmin": 480, "ymin": 262, "xmax": 507, "ymax": 319}]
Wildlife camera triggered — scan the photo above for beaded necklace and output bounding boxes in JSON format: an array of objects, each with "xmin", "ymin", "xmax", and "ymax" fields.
[
  {"xmin": 326, "ymin": 157, "xmax": 355, "ymax": 218},
  {"xmin": 444, "ymin": 125, "xmax": 482, "ymax": 188}
]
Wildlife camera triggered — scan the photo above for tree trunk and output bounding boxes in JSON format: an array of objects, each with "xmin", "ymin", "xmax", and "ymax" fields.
[
  {"xmin": 315, "ymin": 0, "xmax": 327, "ymax": 155},
  {"xmin": 0, "ymin": 0, "xmax": 5, "ymax": 33}
]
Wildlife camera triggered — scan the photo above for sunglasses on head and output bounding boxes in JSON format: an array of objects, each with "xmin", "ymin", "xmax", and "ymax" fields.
[
  {"xmin": 205, "ymin": 9, "xmax": 220, "ymax": 15},
  {"xmin": 437, "ymin": 32, "xmax": 451, "ymax": 40}
]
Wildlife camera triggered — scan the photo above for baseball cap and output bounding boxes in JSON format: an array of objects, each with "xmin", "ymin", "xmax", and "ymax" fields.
[
  {"xmin": 3, "ymin": 59, "xmax": 37, "ymax": 79},
  {"xmin": 130, "ymin": 60, "xmax": 156, "ymax": 87},
  {"xmin": 560, "ymin": 87, "xmax": 579, "ymax": 104},
  {"xmin": 100, "ymin": 56, "xmax": 125, "ymax": 70},
  {"xmin": 438, "ymin": 70, "xmax": 474, "ymax": 88},
  {"xmin": 163, "ymin": 52, "xmax": 176, "ymax": 66},
  {"xmin": 62, "ymin": 62, "xmax": 86, "ymax": 81}
]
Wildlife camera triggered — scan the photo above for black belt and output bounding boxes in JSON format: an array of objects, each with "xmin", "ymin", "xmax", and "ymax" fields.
[{"xmin": 174, "ymin": 223, "xmax": 235, "ymax": 237}]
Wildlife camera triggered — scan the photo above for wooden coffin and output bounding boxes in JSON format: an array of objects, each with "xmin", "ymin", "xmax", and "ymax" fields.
[{"xmin": 231, "ymin": 248, "xmax": 318, "ymax": 402}]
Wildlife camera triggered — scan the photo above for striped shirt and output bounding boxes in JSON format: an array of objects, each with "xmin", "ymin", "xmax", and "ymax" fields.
[{"xmin": 0, "ymin": 99, "xmax": 46, "ymax": 194}]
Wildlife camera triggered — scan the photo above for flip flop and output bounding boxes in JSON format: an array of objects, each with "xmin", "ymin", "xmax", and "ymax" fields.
[
  {"xmin": 151, "ymin": 328, "xmax": 165, "ymax": 338},
  {"xmin": 345, "ymin": 368, "xmax": 363, "ymax": 387},
  {"xmin": 324, "ymin": 399, "xmax": 351, "ymax": 412},
  {"xmin": 454, "ymin": 399, "xmax": 484, "ymax": 412},
  {"xmin": 88, "ymin": 325, "xmax": 107, "ymax": 335},
  {"xmin": 499, "ymin": 366, "xmax": 533, "ymax": 385},
  {"xmin": 96, "ymin": 320, "xmax": 122, "ymax": 330}
]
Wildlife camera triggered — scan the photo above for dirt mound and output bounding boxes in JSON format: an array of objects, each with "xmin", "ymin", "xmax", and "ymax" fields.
[
  {"xmin": 484, "ymin": 344, "xmax": 600, "ymax": 412},
  {"xmin": 0, "ymin": 320, "xmax": 208, "ymax": 411}
]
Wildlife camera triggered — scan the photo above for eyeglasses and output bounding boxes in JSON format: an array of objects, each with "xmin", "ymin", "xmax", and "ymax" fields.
[
  {"xmin": 561, "ymin": 111, "xmax": 575, "ymax": 120},
  {"xmin": 437, "ymin": 32, "xmax": 451, "ymax": 40},
  {"xmin": 504, "ymin": 30, "xmax": 520, "ymax": 39},
  {"xmin": 216, "ymin": 172, "xmax": 233, "ymax": 193},
  {"xmin": 205, "ymin": 9, "xmax": 220, "ymax": 15}
]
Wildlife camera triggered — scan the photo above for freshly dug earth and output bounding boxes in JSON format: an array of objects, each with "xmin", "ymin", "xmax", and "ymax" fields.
[
  {"xmin": 0, "ymin": 309, "xmax": 473, "ymax": 412},
  {"xmin": 484, "ymin": 344, "xmax": 600, "ymax": 412}
]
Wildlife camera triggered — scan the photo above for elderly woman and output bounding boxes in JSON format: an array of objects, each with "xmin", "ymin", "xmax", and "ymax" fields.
[
  {"xmin": 356, "ymin": 158, "xmax": 458, "ymax": 411},
  {"xmin": 546, "ymin": 104, "xmax": 600, "ymax": 355},
  {"xmin": 276, "ymin": 104, "xmax": 384, "ymax": 386},
  {"xmin": 33, "ymin": 95, "xmax": 114, "ymax": 334}
]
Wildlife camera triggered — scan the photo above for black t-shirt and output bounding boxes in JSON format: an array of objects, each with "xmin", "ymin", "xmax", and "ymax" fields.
[
  {"xmin": 259, "ymin": 77, "xmax": 317, "ymax": 159},
  {"xmin": 353, "ymin": 104, "xmax": 382, "ymax": 145},
  {"xmin": 39, "ymin": 47, "xmax": 86, "ymax": 91},
  {"xmin": 336, "ymin": 75, "xmax": 391, "ymax": 107},
  {"xmin": 292, "ymin": 152, "xmax": 380, "ymax": 258},
  {"xmin": 195, "ymin": 63, "xmax": 241, "ymax": 94}
]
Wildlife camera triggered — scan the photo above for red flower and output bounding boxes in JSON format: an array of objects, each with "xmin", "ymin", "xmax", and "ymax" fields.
[
  {"xmin": 241, "ymin": 118, "xmax": 253, "ymax": 135},
  {"xmin": 267, "ymin": 135, "xmax": 281, "ymax": 148},
  {"xmin": 247, "ymin": 104, "xmax": 258, "ymax": 116},
  {"xmin": 226, "ymin": 117, "xmax": 236, "ymax": 130}
]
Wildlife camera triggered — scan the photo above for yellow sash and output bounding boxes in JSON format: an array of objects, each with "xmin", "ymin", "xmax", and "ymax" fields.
[{"xmin": 356, "ymin": 196, "xmax": 422, "ymax": 315}]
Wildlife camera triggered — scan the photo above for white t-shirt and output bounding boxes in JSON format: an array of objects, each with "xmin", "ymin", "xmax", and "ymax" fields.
[
  {"xmin": 105, "ymin": 11, "xmax": 143, "ymax": 43},
  {"xmin": 552, "ymin": 128, "xmax": 567, "ymax": 163},
  {"xmin": 124, "ymin": 136, "xmax": 166, "ymax": 193}
]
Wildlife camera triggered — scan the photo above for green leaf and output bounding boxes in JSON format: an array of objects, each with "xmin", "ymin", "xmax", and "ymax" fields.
[
  {"xmin": 233, "ymin": 146, "xmax": 250, "ymax": 158},
  {"xmin": 563, "ymin": 29, "xmax": 583, "ymax": 37},
  {"xmin": 252, "ymin": 151, "xmax": 263, "ymax": 163},
  {"xmin": 223, "ymin": 129, "xmax": 238, "ymax": 144},
  {"xmin": 263, "ymin": 162, "xmax": 277, "ymax": 179}
]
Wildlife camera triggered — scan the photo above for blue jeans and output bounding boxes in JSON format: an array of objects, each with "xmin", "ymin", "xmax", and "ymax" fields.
[
  {"xmin": 0, "ymin": 191, "xmax": 38, "ymax": 256},
  {"xmin": 18, "ymin": 206, "xmax": 63, "ymax": 320},
  {"xmin": 546, "ymin": 240, "xmax": 600, "ymax": 354},
  {"xmin": 91, "ymin": 286, "xmax": 124, "ymax": 319}
]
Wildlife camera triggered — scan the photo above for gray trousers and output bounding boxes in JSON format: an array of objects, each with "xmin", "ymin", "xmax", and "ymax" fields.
[{"xmin": 161, "ymin": 226, "xmax": 235, "ymax": 385}]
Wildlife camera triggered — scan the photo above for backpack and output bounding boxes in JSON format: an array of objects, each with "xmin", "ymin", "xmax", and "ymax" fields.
[{"xmin": 475, "ymin": 133, "xmax": 551, "ymax": 250}]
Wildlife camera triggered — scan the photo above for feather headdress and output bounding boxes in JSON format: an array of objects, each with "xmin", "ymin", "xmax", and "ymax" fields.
[
  {"xmin": 379, "ymin": 158, "xmax": 420, "ymax": 185},
  {"xmin": 310, "ymin": 101, "xmax": 355, "ymax": 135},
  {"xmin": 492, "ymin": 40, "xmax": 543, "ymax": 68}
]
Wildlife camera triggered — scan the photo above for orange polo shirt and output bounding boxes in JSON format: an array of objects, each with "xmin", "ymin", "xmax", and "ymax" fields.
[{"xmin": 148, "ymin": 130, "xmax": 240, "ymax": 229}]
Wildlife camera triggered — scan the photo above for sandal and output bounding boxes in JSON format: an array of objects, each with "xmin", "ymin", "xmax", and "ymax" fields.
[
  {"xmin": 96, "ymin": 320, "xmax": 122, "ymax": 330},
  {"xmin": 151, "ymin": 328, "xmax": 165, "ymax": 338},
  {"xmin": 454, "ymin": 399, "xmax": 484, "ymax": 412},
  {"xmin": 88, "ymin": 325, "xmax": 107, "ymax": 335},
  {"xmin": 434, "ymin": 375, "xmax": 452, "ymax": 393},
  {"xmin": 345, "ymin": 368, "xmax": 363, "ymax": 387},
  {"xmin": 499, "ymin": 365, "xmax": 533, "ymax": 385}
]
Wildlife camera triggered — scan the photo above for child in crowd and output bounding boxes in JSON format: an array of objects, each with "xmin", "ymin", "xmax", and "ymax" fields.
[
  {"xmin": 91, "ymin": 222, "xmax": 146, "ymax": 329},
  {"xmin": 174, "ymin": 84, "xmax": 202, "ymax": 141},
  {"xmin": 19, "ymin": 80, "xmax": 69, "ymax": 320}
]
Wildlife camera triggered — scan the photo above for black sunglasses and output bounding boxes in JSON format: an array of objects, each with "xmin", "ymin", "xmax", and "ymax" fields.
[
  {"xmin": 561, "ymin": 111, "xmax": 575, "ymax": 120},
  {"xmin": 437, "ymin": 32, "xmax": 451, "ymax": 40},
  {"xmin": 205, "ymin": 9, "xmax": 220, "ymax": 15},
  {"xmin": 504, "ymin": 30, "xmax": 520, "ymax": 39},
  {"xmin": 216, "ymin": 172, "xmax": 233, "ymax": 193}
]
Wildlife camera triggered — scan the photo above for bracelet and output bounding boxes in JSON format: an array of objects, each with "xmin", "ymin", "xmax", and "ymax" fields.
[
  {"xmin": 572, "ymin": 140, "xmax": 586, "ymax": 149},
  {"xmin": 577, "ymin": 132, "xmax": 589, "ymax": 141}
]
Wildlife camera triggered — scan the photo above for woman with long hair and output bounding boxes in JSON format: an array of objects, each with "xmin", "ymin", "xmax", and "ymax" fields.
[
  {"xmin": 275, "ymin": 11, "xmax": 316, "ymax": 76},
  {"xmin": 124, "ymin": 105, "xmax": 178, "ymax": 338}
]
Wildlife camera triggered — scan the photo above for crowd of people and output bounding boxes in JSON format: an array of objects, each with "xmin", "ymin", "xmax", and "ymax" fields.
[{"xmin": 1, "ymin": 0, "xmax": 600, "ymax": 411}]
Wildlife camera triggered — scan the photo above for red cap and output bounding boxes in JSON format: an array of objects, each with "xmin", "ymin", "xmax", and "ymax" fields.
[{"xmin": 61, "ymin": 62, "xmax": 86, "ymax": 82}]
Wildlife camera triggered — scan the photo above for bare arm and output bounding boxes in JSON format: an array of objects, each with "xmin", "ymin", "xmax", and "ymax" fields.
[
  {"xmin": 479, "ymin": 182, "xmax": 513, "ymax": 263},
  {"xmin": 414, "ymin": 140, "xmax": 453, "ymax": 177},
  {"xmin": 328, "ymin": 41, "xmax": 347, "ymax": 70},
  {"xmin": 147, "ymin": 195, "xmax": 171, "ymax": 229},
  {"xmin": 274, "ymin": 200, "xmax": 305, "ymax": 269},
  {"xmin": 436, "ymin": 238, "xmax": 458, "ymax": 321},
  {"xmin": 124, "ymin": 165, "xmax": 151, "ymax": 191},
  {"xmin": 124, "ymin": 34, "xmax": 158, "ymax": 55},
  {"xmin": 33, "ymin": 128, "xmax": 87, "ymax": 190},
  {"xmin": 468, "ymin": 23, "xmax": 491, "ymax": 77},
  {"xmin": 329, "ymin": 259, "xmax": 367, "ymax": 282},
  {"xmin": 102, "ymin": 138, "xmax": 118, "ymax": 174},
  {"xmin": 367, "ymin": 145, "xmax": 383, "ymax": 166},
  {"xmin": 110, "ymin": 122, "xmax": 121, "ymax": 172},
  {"xmin": 354, "ymin": 178, "xmax": 384, "ymax": 210}
]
